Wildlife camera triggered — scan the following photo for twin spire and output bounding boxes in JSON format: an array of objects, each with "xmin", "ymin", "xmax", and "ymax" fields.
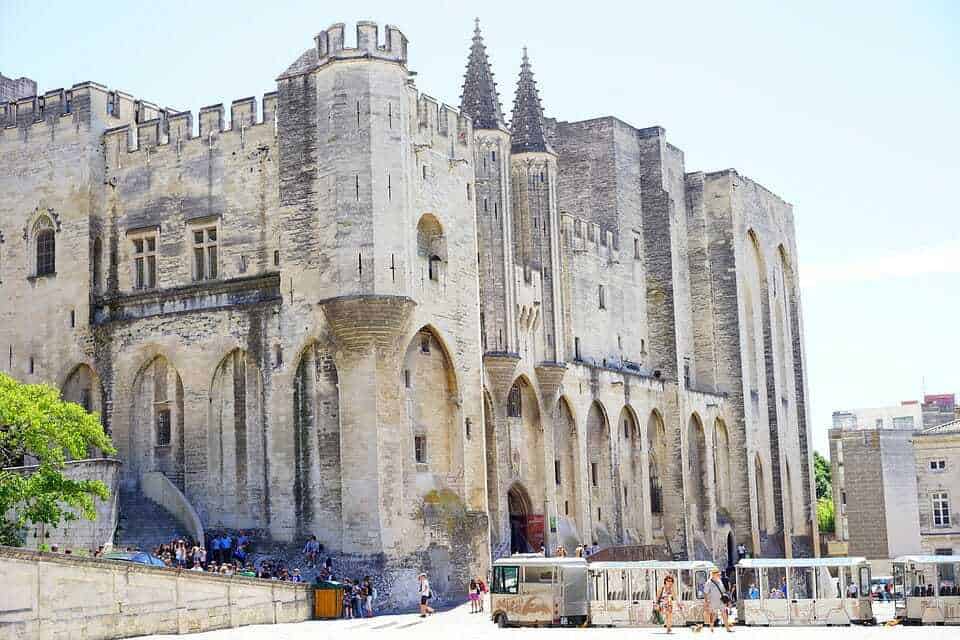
[{"xmin": 459, "ymin": 18, "xmax": 550, "ymax": 154}]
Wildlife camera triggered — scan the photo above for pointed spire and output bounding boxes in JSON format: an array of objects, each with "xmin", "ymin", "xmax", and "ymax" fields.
[
  {"xmin": 459, "ymin": 18, "xmax": 505, "ymax": 130},
  {"xmin": 510, "ymin": 47, "xmax": 551, "ymax": 154}
]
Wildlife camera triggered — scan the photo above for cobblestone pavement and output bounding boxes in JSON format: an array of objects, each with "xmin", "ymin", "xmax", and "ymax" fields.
[{"xmin": 141, "ymin": 601, "xmax": 957, "ymax": 640}]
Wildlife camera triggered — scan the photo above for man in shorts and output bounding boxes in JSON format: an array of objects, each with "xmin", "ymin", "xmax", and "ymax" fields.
[{"xmin": 703, "ymin": 568, "xmax": 734, "ymax": 632}]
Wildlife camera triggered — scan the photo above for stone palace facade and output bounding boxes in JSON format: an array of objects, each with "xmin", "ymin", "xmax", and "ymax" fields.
[{"xmin": 0, "ymin": 19, "xmax": 818, "ymax": 600}]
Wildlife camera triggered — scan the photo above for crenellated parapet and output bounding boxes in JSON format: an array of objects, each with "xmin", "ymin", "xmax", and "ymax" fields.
[
  {"xmin": 414, "ymin": 92, "xmax": 473, "ymax": 150},
  {"xmin": 560, "ymin": 213, "xmax": 620, "ymax": 256},
  {"xmin": 0, "ymin": 81, "xmax": 165, "ymax": 140},
  {"xmin": 316, "ymin": 21, "xmax": 408, "ymax": 67},
  {"xmin": 101, "ymin": 92, "xmax": 279, "ymax": 167}
]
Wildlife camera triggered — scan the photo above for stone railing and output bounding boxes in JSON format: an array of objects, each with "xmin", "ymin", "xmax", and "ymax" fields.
[
  {"xmin": 139, "ymin": 471, "xmax": 204, "ymax": 545},
  {"xmin": 0, "ymin": 546, "xmax": 313, "ymax": 639}
]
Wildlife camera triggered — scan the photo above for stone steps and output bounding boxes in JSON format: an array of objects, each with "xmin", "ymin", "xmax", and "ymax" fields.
[{"xmin": 116, "ymin": 488, "xmax": 189, "ymax": 550}]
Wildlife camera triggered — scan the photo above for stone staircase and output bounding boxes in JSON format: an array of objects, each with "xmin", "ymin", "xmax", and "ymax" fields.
[{"xmin": 116, "ymin": 487, "xmax": 190, "ymax": 551}]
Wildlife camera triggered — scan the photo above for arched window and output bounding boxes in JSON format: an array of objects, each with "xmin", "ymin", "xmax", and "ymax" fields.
[
  {"xmin": 507, "ymin": 383, "xmax": 522, "ymax": 418},
  {"xmin": 34, "ymin": 219, "xmax": 56, "ymax": 276}
]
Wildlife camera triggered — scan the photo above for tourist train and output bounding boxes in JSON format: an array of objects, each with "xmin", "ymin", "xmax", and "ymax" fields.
[{"xmin": 490, "ymin": 554, "xmax": 960, "ymax": 627}]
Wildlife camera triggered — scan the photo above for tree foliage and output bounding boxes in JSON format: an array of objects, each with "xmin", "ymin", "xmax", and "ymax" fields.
[
  {"xmin": 817, "ymin": 496, "xmax": 835, "ymax": 534},
  {"xmin": 814, "ymin": 450, "xmax": 832, "ymax": 500},
  {"xmin": 0, "ymin": 373, "xmax": 116, "ymax": 546}
]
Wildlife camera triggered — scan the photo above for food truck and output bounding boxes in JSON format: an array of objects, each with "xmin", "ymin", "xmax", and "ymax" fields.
[{"xmin": 490, "ymin": 556, "xmax": 589, "ymax": 627}]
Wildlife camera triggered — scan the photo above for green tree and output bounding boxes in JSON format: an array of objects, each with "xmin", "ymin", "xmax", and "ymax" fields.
[
  {"xmin": 0, "ymin": 372, "xmax": 115, "ymax": 546},
  {"xmin": 814, "ymin": 450, "xmax": 832, "ymax": 500},
  {"xmin": 817, "ymin": 496, "xmax": 835, "ymax": 534}
]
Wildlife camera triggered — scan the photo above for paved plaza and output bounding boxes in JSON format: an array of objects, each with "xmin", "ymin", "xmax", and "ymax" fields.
[{"xmin": 141, "ymin": 602, "xmax": 956, "ymax": 640}]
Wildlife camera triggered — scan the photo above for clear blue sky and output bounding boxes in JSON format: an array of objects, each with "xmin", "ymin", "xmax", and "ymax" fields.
[{"xmin": 2, "ymin": 1, "xmax": 957, "ymax": 453}]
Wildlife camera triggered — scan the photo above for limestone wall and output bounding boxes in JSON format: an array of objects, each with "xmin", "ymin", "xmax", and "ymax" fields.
[
  {"xmin": 11, "ymin": 458, "xmax": 120, "ymax": 553},
  {"xmin": 0, "ymin": 546, "xmax": 312, "ymax": 640}
]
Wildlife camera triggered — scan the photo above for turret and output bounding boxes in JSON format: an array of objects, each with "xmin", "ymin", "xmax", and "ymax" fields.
[
  {"xmin": 510, "ymin": 48, "xmax": 553, "ymax": 155},
  {"xmin": 460, "ymin": 19, "xmax": 518, "ymax": 354},
  {"xmin": 459, "ymin": 18, "xmax": 505, "ymax": 130},
  {"xmin": 509, "ymin": 47, "xmax": 564, "ymax": 364}
]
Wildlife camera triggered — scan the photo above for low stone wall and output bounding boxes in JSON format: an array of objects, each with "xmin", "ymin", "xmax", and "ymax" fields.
[
  {"xmin": 0, "ymin": 546, "xmax": 313, "ymax": 640},
  {"xmin": 8, "ymin": 458, "xmax": 120, "ymax": 552}
]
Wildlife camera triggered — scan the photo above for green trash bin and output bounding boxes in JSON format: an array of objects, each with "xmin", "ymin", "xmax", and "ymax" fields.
[{"xmin": 314, "ymin": 580, "xmax": 344, "ymax": 619}]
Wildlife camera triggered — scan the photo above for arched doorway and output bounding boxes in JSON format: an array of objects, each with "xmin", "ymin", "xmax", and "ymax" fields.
[
  {"xmin": 508, "ymin": 483, "xmax": 535, "ymax": 554},
  {"xmin": 727, "ymin": 531, "xmax": 736, "ymax": 572}
]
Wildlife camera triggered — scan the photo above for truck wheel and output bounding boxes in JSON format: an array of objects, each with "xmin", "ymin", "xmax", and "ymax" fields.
[{"xmin": 496, "ymin": 613, "xmax": 508, "ymax": 628}]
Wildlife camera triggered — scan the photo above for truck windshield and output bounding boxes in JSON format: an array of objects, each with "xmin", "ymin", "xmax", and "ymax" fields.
[{"xmin": 493, "ymin": 566, "xmax": 520, "ymax": 594}]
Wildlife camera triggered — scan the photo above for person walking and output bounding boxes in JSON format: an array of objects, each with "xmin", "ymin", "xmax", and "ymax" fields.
[
  {"xmin": 477, "ymin": 575, "xmax": 487, "ymax": 613},
  {"xmin": 418, "ymin": 573, "xmax": 435, "ymax": 617},
  {"xmin": 703, "ymin": 568, "xmax": 734, "ymax": 632},
  {"xmin": 656, "ymin": 574, "xmax": 680, "ymax": 634}
]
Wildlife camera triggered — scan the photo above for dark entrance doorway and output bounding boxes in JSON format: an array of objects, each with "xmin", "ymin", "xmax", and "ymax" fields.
[
  {"xmin": 508, "ymin": 484, "xmax": 534, "ymax": 554},
  {"xmin": 727, "ymin": 531, "xmax": 736, "ymax": 571}
]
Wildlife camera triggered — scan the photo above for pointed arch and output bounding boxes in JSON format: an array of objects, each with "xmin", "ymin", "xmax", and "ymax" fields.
[
  {"xmin": 30, "ymin": 214, "xmax": 56, "ymax": 277},
  {"xmin": 417, "ymin": 213, "xmax": 447, "ymax": 282},
  {"xmin": 127, "ymin": 354, "xmax": 185, "ymax": 490},
  {"xmin": 208, "ymin": 348, "xmax": 266, "ymax": 528},
  {"xmin": 62, "ymin": 363, "xmax": 105, "ymax": 417},
  {"xmin": 403, "ymin": 326, "xmax": 461, "ymax": 479},
  {"xmin": 713, "ymin": 418, "xmax": 732, "ymax": 510},
  {"xmin": 508, "ymin": 482, "xmax": 535, "ymax": 553},
  {"xmin": 687, "ymin": 413, "xmax": 710, "ymax": 532},
  {"xmin": 647, "ymin": 409, "xmax": 666, "ymax": 520},
  {"xmin": 619, "ymin": 405, "xmax": 642, "ymax": 541},
  {"xmin": 587, "ymin": 400, "xmax": 615, "ymax": 541},
  {"xmin": 755, "ymin": 453, "xmax": 768, "ymax": 534},
  {"xmin": 505, "ymin": 375, "xmax": 545, "ymax": 517},
  {"xmin": 555, "ymin": 395, "xmax": 581, "ymax": 545},
  {"xmin": 292, "ymin": 340, "xmax": 341, "ymax": 542}
]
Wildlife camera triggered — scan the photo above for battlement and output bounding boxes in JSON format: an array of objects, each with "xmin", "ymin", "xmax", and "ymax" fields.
[
  {"xmin": 315, "ymin": 22, "xmax": 408, "ymax": 67},
  {"xmin": 560, "ymin": 213, "xmax": 620, "ymax": 255},
  {"xmin": 101, "ymin": 91, "xmax": 278, "ymax": 165},
  {"xmin": 415, "ymin": 93, "xmax": 472, "ymax": 148},
  {"xmin": 0, "ymin": 80, "xmax": 169, "ymax": 144}
]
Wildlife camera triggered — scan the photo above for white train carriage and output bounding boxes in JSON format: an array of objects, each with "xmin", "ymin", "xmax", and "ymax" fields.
[
  {"xmin": 490, "ymin": 556, "xmax": 589, "ymax": 627},
  {"xmin": 893, "ymin": 555, "xmax": 960, "ymax": 625},
  {"xmin": 736, "ymin": 557, "xmax": 875, "ymax": 626},
  {"xmin": 588, "ymin": 561, "xmax": 717, "ymax": 627}
]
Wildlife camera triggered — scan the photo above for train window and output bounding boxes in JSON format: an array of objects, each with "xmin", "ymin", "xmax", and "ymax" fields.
[
  {"xmin": 819, "ymin": 566, "xmax": 841, "ymax": 599},
  {"xmin": 892, "ymin": 564, "xmax": 906, "ymax": 600},
  {"xmin": 493, "ymin": 566, "xmax": 519, "ymax": 594},
  {"xmin": 740, "ymin": 568, "xmax": 760, "ymax": 599},
  {"xmin": 762, "ymin": 567, "xmax": 787, "ymax": 599},
  {"xmin": 679, "ymin": 570, "xmax": 694, "ymax": 600},
  {"xmin": 694, "ymin": 570, "xmax": 708, "ymax": 599},
  {"xmin": 858, "ymin": 566, "xmax": 871, "ymax": 599},
  {"xmin": 606, "ymin": 570, "xmax": 626, "ymax": 601},
  {"xmin": 789, "ymin": 566, "xmax": 816, "ymax": 599},
  {"xmin": 522, "ymin": 567, "xmax": 554, "ymax": 584}
]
